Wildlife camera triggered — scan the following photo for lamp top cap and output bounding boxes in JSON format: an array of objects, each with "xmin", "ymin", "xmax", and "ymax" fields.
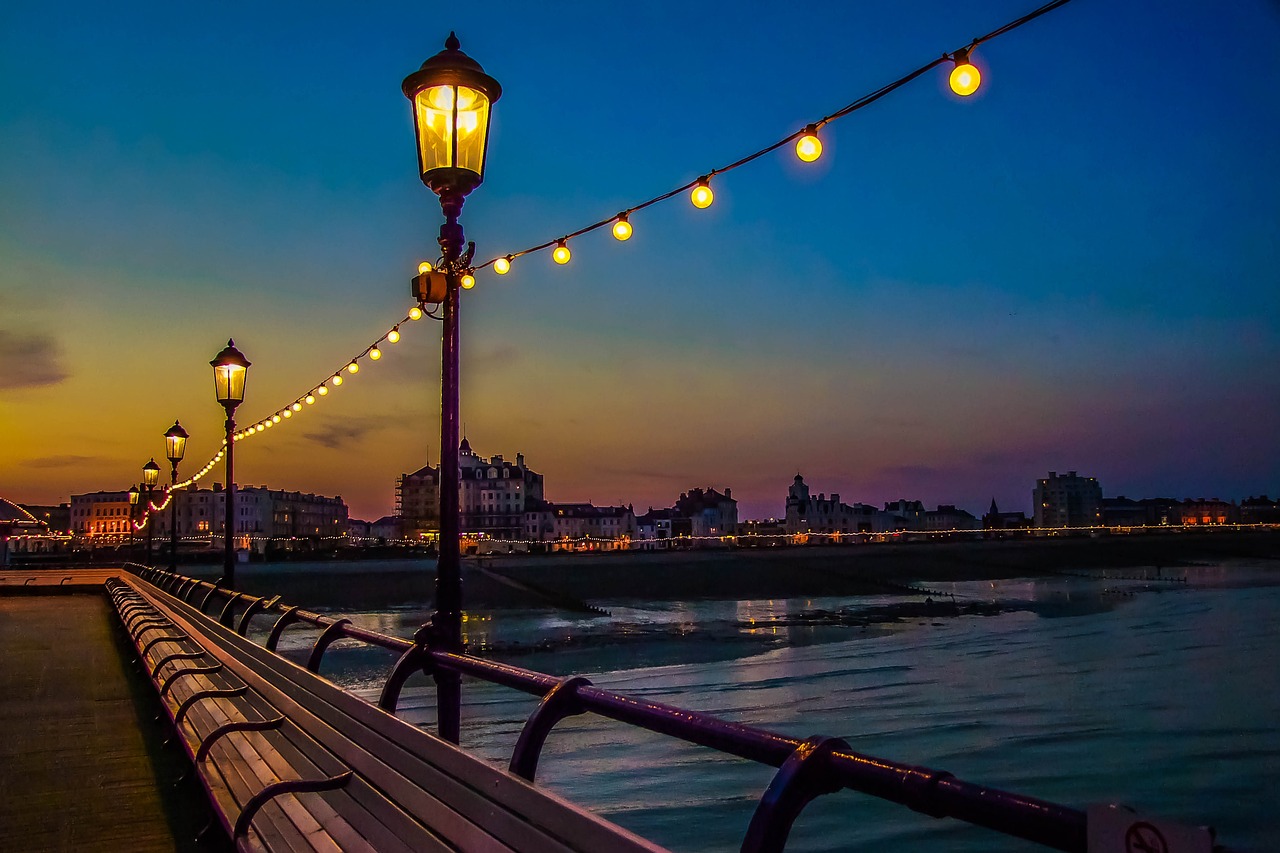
[
  {"xmin": 143, "ymin": 458, "xmax": 161, "ymax": 472},
  {"xmin": 165, "ymin": 420, "xmax": 189, "ymax": 440},
  {"xmin": 211, "ymin": 338, "xmax": 251, "ymax": 369},
  {"xmin": 402, "ymin": 32, "xmax": 502, "ymax": 102}
]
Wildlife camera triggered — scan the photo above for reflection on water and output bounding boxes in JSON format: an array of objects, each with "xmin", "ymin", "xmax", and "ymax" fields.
[{"xmin": 301, "ymin": 565, "xmax": 1277, "ymax": 852}]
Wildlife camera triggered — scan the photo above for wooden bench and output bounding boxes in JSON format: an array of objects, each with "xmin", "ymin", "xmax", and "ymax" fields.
[{"xmin": 108, "ymin": 576, "xmax": 669, "ymax": 853}]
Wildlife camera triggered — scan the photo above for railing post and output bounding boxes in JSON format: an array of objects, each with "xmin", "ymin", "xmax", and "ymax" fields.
[
  {"xmin": 509, "ymin": 676, "xmax": 592, "ymax": 782},
  {"xmin": 742, "ymin": 736, "xmax": 850, "ymax": 853}
]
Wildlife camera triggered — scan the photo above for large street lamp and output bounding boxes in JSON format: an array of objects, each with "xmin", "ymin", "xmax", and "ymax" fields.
[
  {"xmin": 142, "ymin": 458, "xmax": 160, "ymax": 565},
  {"xmin": 403, "ymin": 32, "xmax": 501, "ymax": 744},
  {"xmin": 164, "ymin": 420, "xmax": 188, "ymax": 571},
  {"xmin": 211, "ymin": 339, "xmax": 250, "ymax": 587}
]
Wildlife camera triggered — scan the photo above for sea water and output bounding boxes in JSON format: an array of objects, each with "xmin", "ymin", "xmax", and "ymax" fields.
[{"xmin": 261, "ymin": 565, "xmax": 1279, "ymax": 851}]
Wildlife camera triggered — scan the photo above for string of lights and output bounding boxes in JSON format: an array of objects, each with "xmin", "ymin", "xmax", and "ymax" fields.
[
  {"xmin": 128, "ymin": 308, "xmax": 430, "ymax": 532},
  {"xmin": 471, "ymin": 0, "xmax": 1076, "ymax": 275},
  {"xmin": 128, "ymin": 0, "xmax": 1075, "ymax": 534}
]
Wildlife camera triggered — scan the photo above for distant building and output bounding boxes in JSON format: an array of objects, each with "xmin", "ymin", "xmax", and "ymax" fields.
[
  {"xmin": 1033, "ymin": 471, "xmax": 1103, "ymax": 529},
  {"xmin": 635, "ymin": 508, "xmax": 693, "ymax": 548},
  {"xmin": 1241, "ymin": 495, "xmax": 1280, "ymax": 525},
  {"xmin": 785, "ymin": 475, "xmax": 888, "ymax": 534},
  {"xmin": 525, "ymin": 501, "xmax": 636, "ymax": 549},
  {"xmin": 19, "ymin": 502, "xmax": 70, "ymax": 535},
  {"xmin": 1179, "ymin": 498, "xmax": 1238, "ymax": 526},
  {"xmin": 924, "ymin": 505, "xmax": 981, "ymax": 532},
  {"xmin": 396, "ymin": 463, "xmax": 440, "ymax": 540},
  {"xmin": 675, "ymin": 487, "xmax": 738, "ymax": 539},
  {"xmin": 1101, "ymin": 496, "xmax": 1147, "ymax": 528},
  {"xmin": 983, "ymin": 499, "xmax": 1031, "ymax": 531},
  {"xmin": 883, "ymin": 499, "xmax": 925, "ymax": 530},
  {"xmin": 71, "ymin": 485, "xmax": 348, "ymax": 550},
  {"xmin": 395, "ymin": 440, "xmax": 545, "ymax": 542}
]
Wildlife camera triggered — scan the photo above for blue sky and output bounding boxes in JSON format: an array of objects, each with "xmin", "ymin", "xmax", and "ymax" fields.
[{"xmin": 2, "ymin": 0, "xmax": 1278, "ymax": 520}]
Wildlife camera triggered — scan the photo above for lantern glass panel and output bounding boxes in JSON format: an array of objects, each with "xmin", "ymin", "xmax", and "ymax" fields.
[
  {"xmin": 213, "ymin": 363, "xmax": 247, "ymax": 405},
  {"xmin": 415, "ymin": 84, "xmax": 490, "ymax": 177},
  {"xmin": 166, "ymin": 432, "xmax": 187, "ymax": 462}
]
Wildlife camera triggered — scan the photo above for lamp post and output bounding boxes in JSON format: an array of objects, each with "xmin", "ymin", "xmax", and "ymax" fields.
[
  {"xmin": 142, "ymin": 458, "xmax": 160, "ymax": 565},
  {"xmin": 210, "ymin": 340, "xmax": 250, "ymax": 588},
  {"xmin": 127, "ymin": 484, "xmax": 140, "ymax": 553},
  {"xmin": 402, "ymin": 32, "xmax": 501, "ymax": 744},
  {"xmin": 164, "ymin": 420, "xmax": 188, "ymax": 571}
]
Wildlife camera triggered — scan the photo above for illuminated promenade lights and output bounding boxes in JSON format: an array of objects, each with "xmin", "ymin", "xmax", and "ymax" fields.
[
  {"xmin": 127, "ymin": 483, "xmax": 140, "ymax": 549},
  {"xmin": 141, "ymin": 458, "xmax": 160, "ymax": 566},
  {"xmin": 210, "ymin": 339, "xmax": 250, "ymax": 587},
  {"xmin": 164, "ymin": 420, "xmax": 188, "ymax": 571},
  {"xmin": 402, "ymin": 31, "xmax": 501, "ymax": 745}
]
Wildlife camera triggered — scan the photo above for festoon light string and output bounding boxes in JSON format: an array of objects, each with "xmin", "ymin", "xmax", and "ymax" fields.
[
  {"xmin": 129, "ymin": 0, "xmax": 1075, "ymax": 533},
  {"xmin": 472, "ymin": 0, "xmax": 1075, "ymax": 275},
  {"xmin": 131, "ymin": 309, "xmax": 431, "ymax": 532}
]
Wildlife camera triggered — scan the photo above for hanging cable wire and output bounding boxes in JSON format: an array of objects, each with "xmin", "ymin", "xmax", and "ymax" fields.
[{"xmin": 471, "ymin": 0, "xmax": 1076, "ymax": 272}]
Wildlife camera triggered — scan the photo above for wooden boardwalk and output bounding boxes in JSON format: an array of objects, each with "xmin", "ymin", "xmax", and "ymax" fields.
[{"xmin": 0, "ymin": 578, "xmax": 214, "ymax": 851}]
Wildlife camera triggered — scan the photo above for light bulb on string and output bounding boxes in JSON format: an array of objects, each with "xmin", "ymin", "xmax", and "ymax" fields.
[
  {"xmin": 613, "ymin": 214, "xmax": 633, "ymax": 241},
  {"xmin": 283, "ymin": 410, "xmax": 292, "ymax": 419},
  {"xmin": 370, "ymin": 347, "xmax": 382, "ymax": 360},
  {"xmin": 553, "ymin": 240, "xmax": 571, "ymax": 265},
  {"xmin": 949, "ymin": 48, "xmax": 981, "ymax": 96},
  {"xmin": 272, "ymin": 414, "xmax": 281, "ymax": 423},
  {"xmin": 292, "ymin": 402, "xmax": 302, "ymax": 411},
  {"xmin": 418, "ymin": 261, "xmax": 433, "ymax": 274},
  {"xmin": 265, "ymin": 420, "xmax": 273, "ymax": 429},
  {"xmin": 494, "ymin": 256, "xmax": 511, "ymax": 275},
  {"xmin": 318, "ymin": 385, "xmax": 329, "ymax": 396},
  {"xmin": 332, "ymin": 374, "xmax": 343, "ymax": 386},
  {"xmin": 387, "ymin": 328, "xmax": 401, "ymax": 343},
  {"xmin": 461, "ymin": 274, "xmax": 476, "ymax": 289},
  {"xmin": 409, "ymin": 306, "xmax": 423, "ymax": 320},
  {"xmin": 795, "ymin": 125, "xmax": 822, "ymax": 162},
  {"xmin": 347, "ymin": 362, "xmax": 359, "ymax": 374},
  {"xmin": 691, "ymin": 177, "xmax": 714, "ymax": 209},
  {"xmin": 256, "ymin": 424, "xmax": 265, "ymax": 433}
]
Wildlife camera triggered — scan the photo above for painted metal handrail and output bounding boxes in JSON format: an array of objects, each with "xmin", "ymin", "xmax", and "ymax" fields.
[{"xmin": 129, "ymin": 564, "xmax": 1087, "ymax": 852}]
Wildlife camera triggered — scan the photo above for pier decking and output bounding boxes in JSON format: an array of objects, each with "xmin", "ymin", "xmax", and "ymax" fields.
[{"xmin": 0, "ymin": 572, "xmax": 209, "ymax": 851}]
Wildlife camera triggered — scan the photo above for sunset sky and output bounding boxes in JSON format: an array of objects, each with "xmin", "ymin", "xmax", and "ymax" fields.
[{"xmin": 2, "ymin": 0, "xmax": 1278, "ymax": 522}]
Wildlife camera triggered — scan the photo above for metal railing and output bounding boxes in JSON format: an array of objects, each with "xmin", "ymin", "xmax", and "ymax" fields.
[{"xmin": 130, "ymin": 563, "xmax": 1086, "ymax": 852}]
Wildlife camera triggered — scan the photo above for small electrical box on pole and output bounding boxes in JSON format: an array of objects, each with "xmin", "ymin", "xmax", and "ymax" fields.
[{"xmin": 412, "ymin": 270, "xmax": 449, "ymax": 304}]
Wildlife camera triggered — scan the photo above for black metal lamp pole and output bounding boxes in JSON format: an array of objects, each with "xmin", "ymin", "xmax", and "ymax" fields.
[
  {"xmin": 210, "ymin": 340, "xmax": 250, "ymax": 588},
  {"xmin": 142, "ymin": 458, "xmax": 160, "ymax": 566},
  {"xmin": 165, "ymin": 420, "xmax": 188, "ymax": 571},
  {"xmin": 402, "ymin": 32, "xmax": 501, "ymax": 744}
]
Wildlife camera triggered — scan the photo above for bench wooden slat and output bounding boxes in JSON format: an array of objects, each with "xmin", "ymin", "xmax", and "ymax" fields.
[{"xmin": 115, "ymin": 576, "xmax": 671, "ymax": 853}]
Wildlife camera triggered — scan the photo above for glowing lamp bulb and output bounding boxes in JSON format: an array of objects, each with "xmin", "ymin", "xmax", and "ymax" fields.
[
  {"xmin": 387, "ymin": 328, "xmax": 400, "ymax": 343},
  {"xmin": 317, "ymin": 386, "xmax": 329, "ymax": 396},
  {"xmin": 795, "ymin": 130, "xmax": 822, "ymax": 163},
  {"xmin": 494, "ymin": 257, "xmax": 511, "ymax": 275},
  {"xmin": 408, "ymin": 306, "xmax": 423, "ymax": 320},
  {"xmin": 613, "ymin": 216, "xmax": 633, "ymax": 241},
  {"xmin": 369, "ymin": 347, "xmax": 382, "ymax": 361},
  {"xmin": 418, "ymin": 261, "xmax": 433, "ymax": 274},
  {"xmin": 283, "ymin": 410, "xmax": 292, "ymax": 418},
  {"xmin": 272, "ymin": 414, "xmax": 281, "ymax": 423},
  {"xmin": 256, "ymin": 424, "xmax": 265, "ymax": 432},
  {"xmin": 950, "ymin": 63, "xmax": 980, "ymax": 96},
  {"xmin": 292, "ymin": 402, "xmax": 302, "ymax": 411},
  {"xmin": 553, "ymin": 241, "xmax": 571, "ymax": 265},
  {"xmin": 332, "ymin": 374, "xmax": 343, "ymax": 386},
  {"xmin": 691, "ymin": 179, "xmax": 714, "ymax": 209},
  {"xmin": 305, "ymin": 394, "xmax": 316, "ymax": 404},
  {"xmin": 461, "ymin": 274, "xmax": 476, "ymax": 289}
]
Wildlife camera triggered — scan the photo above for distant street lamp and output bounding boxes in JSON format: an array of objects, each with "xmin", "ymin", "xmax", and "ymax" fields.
[
  {"xmin": 142, "ymin": 458, "xmax": 160, "ymax": 565},
  {"xmin": 402, "ymin": 32, "xmax": 501, "ymax": 745},
  {"xmin": 210, "ymin": 339, "xmax": 250, "ymax": 587},
  {"xmin": 128, "ymin": 483, "xmax": 140, "ymax": 551},
  {"xmin": 164, "ymin": 420, "xmax": 188, "ymax": 572}
]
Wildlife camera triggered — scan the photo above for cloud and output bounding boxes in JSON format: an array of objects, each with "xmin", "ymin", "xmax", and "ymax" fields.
[
  {"xmin": 0, "ymin": 330, "xmax": 68, "ymax": 390},
  {"xmin": 303, "ymin": 421, "xmax": 376, "ymax": 450},
  {"xmin": 24, "ymin": 454, "xmax": 103, "ymax": 469}
]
